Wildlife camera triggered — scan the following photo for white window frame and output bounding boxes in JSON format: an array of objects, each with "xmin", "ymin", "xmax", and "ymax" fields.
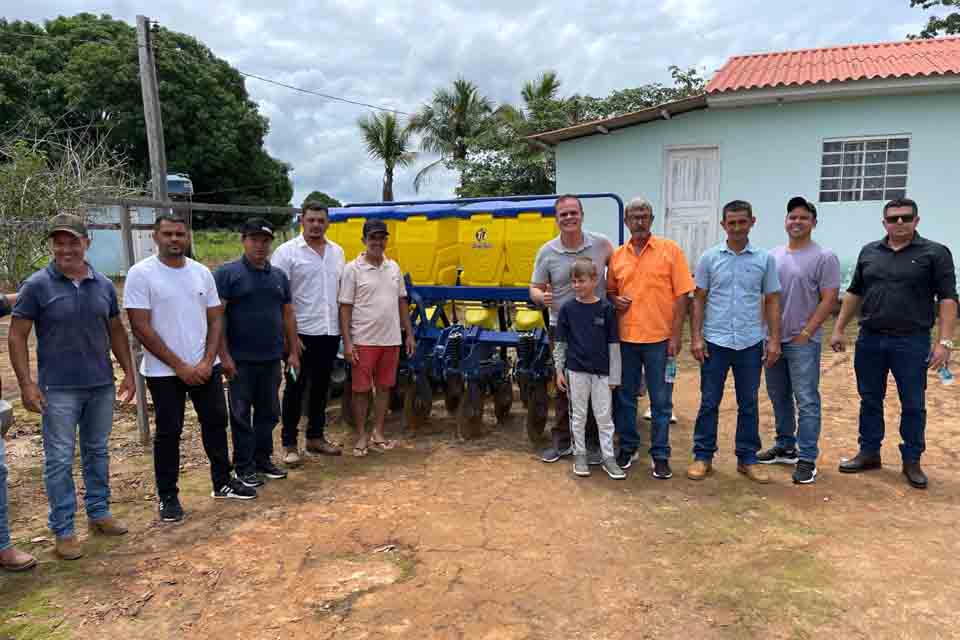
[{"xmin": 818, "ymin": 134, "xmax": 910, "ymax": 204}]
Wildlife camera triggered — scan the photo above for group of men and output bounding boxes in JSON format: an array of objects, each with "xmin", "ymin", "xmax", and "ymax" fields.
[
  {"xmin": 0, "ymin": 192, "xmax": 955, "ymax": 572},
  {"xmin": 531, "ymin": 194, "xmax": 955, "ymax": 489},
  {"xmin": 1, "ymin": 201, "xmax": 412, "ymax": 570}
]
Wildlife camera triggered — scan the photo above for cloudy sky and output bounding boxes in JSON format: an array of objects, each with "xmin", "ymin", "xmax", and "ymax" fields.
[{"xmin": 1, "ymin": 0, "xmax": 934, "ymax": 205}]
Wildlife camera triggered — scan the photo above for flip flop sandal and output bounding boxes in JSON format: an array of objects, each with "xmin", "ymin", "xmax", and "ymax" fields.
[
  {"xmin": 1, "ymin": 556, "xmax": 37, "ymax": 572},
  {"xmin": 352, "ymin": 446, "xmax": 369, "ymax": 457},
  {"xmin": 371, "ymin": 439, "xmax": 396, "ymax": 451}
]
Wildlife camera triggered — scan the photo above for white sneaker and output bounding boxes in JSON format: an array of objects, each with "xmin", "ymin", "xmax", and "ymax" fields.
[{"xmin": 643, "ymin": 409, "xmax": 677, "ymax": 423}]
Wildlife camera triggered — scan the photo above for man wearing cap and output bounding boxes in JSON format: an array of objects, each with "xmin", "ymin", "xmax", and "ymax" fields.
[
  {"xmin": 2, "ymin": 291, "xmax": 38, "ymax": 572},
  {"xmin": 530, "ymin": 194, "xmax": 613, "ymax": 464},
  {"xmin": 126, "ymin": 212, "xmax": 255, "ymax": 524},
  {"xmin": 830, "ymin": 197, "xmax": 957, "ymax": 489},
  {"xmin": 215, "ymin": 219, "xmax": 299, "ymax": 486},
  {"xmin": 8, "ymin": 214, "xmax": 136, "ymax": 560},
  {"xmin": 338, "ymin": 218, "xmax": 415, "ymax": 456},
  {"xmin": 607, "ymin": 197, "xmax": 694, "ymax": 480},
  {"xmin": 758, "ymin": 197, "xmax": 840, "ymax": 485},
  {"xmin": 271, "ymin": 201, "xmax": 346, "ymax": 463}
]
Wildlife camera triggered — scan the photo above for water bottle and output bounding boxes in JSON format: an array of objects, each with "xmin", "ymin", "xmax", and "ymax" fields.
[
  {"xmin": 939, "ymin": 366, "xmax": 955, "ymax": 386},
  {"xmin": 664, "ymin": 357, "xmax": 677, "ymax": 384}
]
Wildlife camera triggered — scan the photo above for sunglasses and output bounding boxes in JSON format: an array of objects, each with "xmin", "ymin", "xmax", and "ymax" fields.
[{"xmin": 884, "ymin": 214, "xmax": 916, "ymax": 224}]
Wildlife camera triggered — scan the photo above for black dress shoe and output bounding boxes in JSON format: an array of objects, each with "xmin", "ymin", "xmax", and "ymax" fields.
[
  {"xmin": 902, "ymin": 462, "xmax": 928, "ymax": 489},
  {"xmin": 838, "ymin": 452, "xmax": 882, "ymax": 473}
]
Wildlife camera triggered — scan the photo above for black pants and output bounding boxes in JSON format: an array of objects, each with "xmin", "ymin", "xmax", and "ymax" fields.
[
  {"xmin": 281, "ymin": 334, "xmax": 340, "ymax": 447},
  {"xmin": 146, "ymin": 367, "xmax": 230, "ymax": 497},
  {"xmin": 228, "ymin": 360, "xmax": 282, "ymax": 474}
]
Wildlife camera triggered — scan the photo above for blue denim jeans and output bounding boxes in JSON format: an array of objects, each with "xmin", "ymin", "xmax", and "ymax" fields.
[
  {"xmin": 42, "ymin": 384, "xmax": 115, "ymax": 537},
  {"xmin": 854, "ymin": 330, "xmax": 929, "ymax": 463},
  {"xmin": 615, "ymin": 340, "xmax": 674, "ymax": 460},
  {"xmin": 229, "ymin": 360, "xmax": 282, "ymax": 474},
  {"xmin": 693, "ymin": 341, "xmax": 763, "ymax": 464},
  {"xmin": 0, "ymin": 437, "xmax": 10, "ymax": 551},
  {"xmin": 764, "ymin": 341, "xmax": 822, "ymax": 462}
]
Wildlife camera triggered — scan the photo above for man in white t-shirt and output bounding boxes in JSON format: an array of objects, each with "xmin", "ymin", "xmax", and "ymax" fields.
[{"xmin": 125, "ymin": 213, "xmax": 256, "ymax": 524}]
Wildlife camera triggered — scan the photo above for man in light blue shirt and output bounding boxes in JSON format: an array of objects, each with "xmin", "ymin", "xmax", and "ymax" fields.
[{"xmin": 688, "ymin": 200, "xmax": 782, "ymax": 484}]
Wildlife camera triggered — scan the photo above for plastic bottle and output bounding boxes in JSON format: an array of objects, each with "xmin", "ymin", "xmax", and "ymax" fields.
[
  {"xmin": 939, "ymin": 366, "xmax": 955, "ymax": 386},
  {"xmin": 664, "ymin": 357, "xmax": 677, "ymax": 384}
]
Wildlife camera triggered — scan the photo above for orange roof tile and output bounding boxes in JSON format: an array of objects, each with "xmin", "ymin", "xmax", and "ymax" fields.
[{"xmin": 706, "ymin": 36, "xmax": 960, "ymax": 94}]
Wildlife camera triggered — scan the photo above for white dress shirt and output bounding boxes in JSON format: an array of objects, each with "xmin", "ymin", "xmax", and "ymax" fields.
[{"xmin": 271, "ymin": 234, "xmax": 345, "ymax": 336}]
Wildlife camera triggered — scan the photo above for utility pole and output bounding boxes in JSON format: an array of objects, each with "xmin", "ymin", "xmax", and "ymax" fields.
[{"xmin": 131, "ymin": 14, "xmax": 168, "ymax": 445}]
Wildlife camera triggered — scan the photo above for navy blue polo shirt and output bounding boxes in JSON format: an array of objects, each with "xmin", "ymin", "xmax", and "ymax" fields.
[
  {"xmin": 13, "ymin": 263, "xmax": 119, "ymax": 389},
  {"xmin": 214, "ymin": 256, "xmax": 291, "ymax": 362}
]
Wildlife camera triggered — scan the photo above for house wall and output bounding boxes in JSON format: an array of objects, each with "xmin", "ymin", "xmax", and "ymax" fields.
[{"xmin": 556, "ymin": 90, "xmax": 960, "ymax": 279}]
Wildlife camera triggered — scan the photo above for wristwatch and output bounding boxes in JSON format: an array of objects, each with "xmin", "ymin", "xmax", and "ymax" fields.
[{"xmin": 940, "ymin": 339, "xmax": 955, "ymax": 350}]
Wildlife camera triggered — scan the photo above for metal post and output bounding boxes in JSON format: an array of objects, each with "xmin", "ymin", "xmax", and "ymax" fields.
[{"xmin": 120, "ymin": 207, "xmax": 151, "ymax": 445}]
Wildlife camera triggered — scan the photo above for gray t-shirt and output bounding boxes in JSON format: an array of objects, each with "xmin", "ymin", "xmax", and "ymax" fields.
[
  {"xmin": 531, "ymin": 231, "xmax": 614, "ymax": 326},
  {"xmin": 770, "ymin": 242, "xmax": 841, "ymax": 342}
]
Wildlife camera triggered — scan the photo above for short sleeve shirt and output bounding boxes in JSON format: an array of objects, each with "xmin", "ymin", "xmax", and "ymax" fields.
[
  {"xmin": 12, "ymin": 263, "xmax": 119, "ymax": 389},
  {"xmin": 607, "ymin": 236, "xmax": 695, "ymax": 344},
  {"xmin": 338, "ymin": 254, "xmax": 408, "ymax": 346},
  {"xmin": 214, "ymin": 257, "xmax": 292, "ymax": 362},
  {"xmin": 770, "ymin": 242, "xmax": 841, "ymax": 342},
  {"xmin": 556, "ymin": 298, "xmax": 619, "ymax": 375},
  {"xmin": 848, "ymin": 234, "xmax": 958, "ymax": 335},
  {"xmin": 124, "ymin": 256, "xmax": 221, "ymax": 377},
  {"xmin": 531, "ymin": 231, "xmax": 613, "ymax": 326},
  {"xmin": 694, "ymin": 242, "xmax": 781, "ymax": 350}
]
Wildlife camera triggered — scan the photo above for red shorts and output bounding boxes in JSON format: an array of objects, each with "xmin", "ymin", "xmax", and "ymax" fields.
[{"xmin": 351, "ymin": 345, "xmax": 400, "ymax": 392}]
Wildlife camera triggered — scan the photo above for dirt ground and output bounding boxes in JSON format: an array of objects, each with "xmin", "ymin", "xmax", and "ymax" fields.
[{"xmin": 2, "ymin": 318, "xmax": 960, "ymax": 640}]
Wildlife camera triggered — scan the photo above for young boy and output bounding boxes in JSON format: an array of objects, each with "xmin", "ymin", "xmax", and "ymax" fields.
[{"xmin": 554, "ymin": 257, "xmax": 625, "ymax": 479}]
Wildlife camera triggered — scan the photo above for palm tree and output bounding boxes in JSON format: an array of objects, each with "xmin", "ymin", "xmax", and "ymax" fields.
[
  {"xmin": 495, "ymin": 71, "xmax": 564, "ymax": 134},
  {"xmin": 357, "ymin": 111, "xmax": 415, "ymax": 202},
  {"xmin": 407, "ymin": 77, "xmax": 493, "ymax": 191}
]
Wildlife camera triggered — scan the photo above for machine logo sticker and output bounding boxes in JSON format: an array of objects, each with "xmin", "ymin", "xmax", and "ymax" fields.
[{"xmin": 472, "ymin": 227, "xmax": 491, "ymax": 249}]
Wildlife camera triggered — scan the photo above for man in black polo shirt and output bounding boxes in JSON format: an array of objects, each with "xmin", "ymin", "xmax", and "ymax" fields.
[
  {"xmin": 830, "ymin": 198, "xmax": 957, "ymax": 489},
  {"xmin": 216, "ymin": 219, "xmax": 300, "ymax": 486}
]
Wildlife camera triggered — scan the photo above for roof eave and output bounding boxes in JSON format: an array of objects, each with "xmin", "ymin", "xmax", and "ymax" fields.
[{"xmin": 527, "ymin": 94, "xmax": 708, "ymax": 146}]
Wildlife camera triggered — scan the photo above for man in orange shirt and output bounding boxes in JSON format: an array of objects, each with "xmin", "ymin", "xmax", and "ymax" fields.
[{"xmin": 607, "ymin": 198, "xmax": 694, "ymax": 479}]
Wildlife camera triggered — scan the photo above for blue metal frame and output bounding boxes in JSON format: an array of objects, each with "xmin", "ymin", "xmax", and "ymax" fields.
[{"xmin": 345, "ymin": 192, "xmax": 626, "ymax": 243}]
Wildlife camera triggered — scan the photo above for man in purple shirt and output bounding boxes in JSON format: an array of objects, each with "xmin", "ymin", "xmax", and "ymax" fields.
[{"xmin": 758, "ymin": 197, "xmax": 840, "ymax": 484}]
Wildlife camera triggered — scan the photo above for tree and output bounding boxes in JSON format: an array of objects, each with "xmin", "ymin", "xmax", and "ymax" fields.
[
  {"xmin": 302, "ymin": 191, "xmax": 342, "ymax": 208},
  {"xmin": 356, "ymin": 111, "xmax": 415, "ymax": 202},
  {"xmin": 909, "ymin": 0, "xmax": 960, "ymax": 37},
  {"xmin": 407, "ymin": 77, "xmax": 493, "ymax": 191},
  {"xmin": 456, "ymin": 66, "xmax": 706, "ymax": 198},
  {"xmin": 0, "ymin": 125, "xmax": 139, "ymax": 287},
  {"xmin": 0, "ymin": 14, "xmax": 293, "ymax": 222}
]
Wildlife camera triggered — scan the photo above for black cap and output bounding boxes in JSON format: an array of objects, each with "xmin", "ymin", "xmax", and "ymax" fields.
[
  {"xmin": 48, "ymin": 213, "xmax": 88, "ymax": 238},
  {"xmin": 786, "ymin": 196, "xmax": 815, "ymax": 215},
  {"xmin": 241, "ymin": 217, "xmax": 274, "ymax": 237},
  {"xmin": 362, "ymin": 218, "xmax": 389, "ymax": 237}
]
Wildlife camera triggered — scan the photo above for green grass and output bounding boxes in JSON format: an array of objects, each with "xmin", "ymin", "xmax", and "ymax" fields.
[{"xmin": 191, "ymin": 230, "xmax": 244, "ymax": 267}]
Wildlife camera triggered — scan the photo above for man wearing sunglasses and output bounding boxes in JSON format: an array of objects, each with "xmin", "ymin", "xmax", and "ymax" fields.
[{"xmin": 830, "ymin": 197, "xmax": 957, "ymax": 489}]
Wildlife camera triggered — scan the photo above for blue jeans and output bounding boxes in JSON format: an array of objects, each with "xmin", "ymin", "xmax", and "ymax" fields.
[
  {"xmin": 229, "ymin": 360, "xmax": 282, "ymax": 474},
  {"xmin": 764, "ymin": 341, "xmax": 822, "ymax": 462},
  {"xmin": 615, "ymin": 340, "xmax": 673, "ymax": 460},
  {"xmin": 854, "ymin": 330, "xmax": 929, "ymax": 463},
  {"xmin": 693, "ymin": 341, "xmax": 763, "ymax": 464},
  {"xmin": 42, "ymin": 385, "xmax": 115, "ymax": 537},
  {"xmin": 0, "ymin": 438, "xmax": 10, "ymax": 551}
]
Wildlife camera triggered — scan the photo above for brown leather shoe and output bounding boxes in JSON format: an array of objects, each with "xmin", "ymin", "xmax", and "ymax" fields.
[
  {"xmin": 687, "ymin": 460, "xmax": 713, "ymax": 481},
  {"xmin": 55, "ymin": 535, "xmax": 83, "ymax": 561},
  {"xmin": 89, "ymin": 516, "xmax": 128, "ymax": 536},
  {"xmin": 305, "ymin": 438, "xmax": 342, "ymax": 456},
  {"xmin": 0, "ymin": 546, "xmax": 37, "ymax": 572},
  {"xmin": 737, "ymin": 463, "xmax": 771, "ymax": 484}
]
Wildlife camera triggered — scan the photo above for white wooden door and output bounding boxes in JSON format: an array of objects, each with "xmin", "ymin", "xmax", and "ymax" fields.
[{"xmin": 664, "ymin": 147, "xmax": 720, "ymax": 271}]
